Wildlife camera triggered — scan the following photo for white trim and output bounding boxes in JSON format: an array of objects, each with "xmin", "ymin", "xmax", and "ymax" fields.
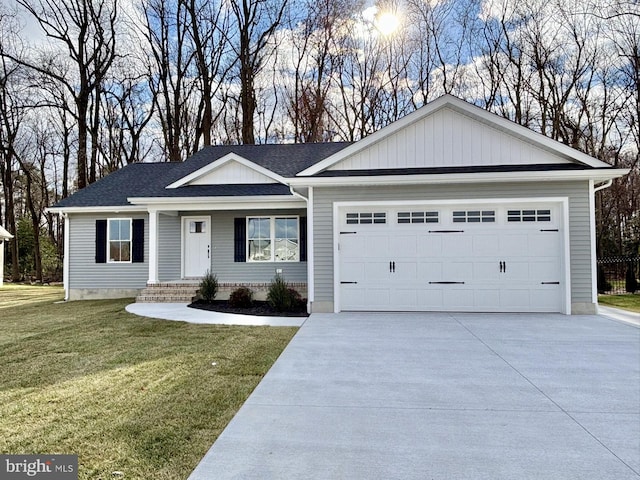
[
  {"xmin": 63, "ymin": 214, "xmax": 70, "ymax": 300},
  {"xmin": 307, "ymin": 187, "xmax": 314, "ymax": 305},
  {"xmin": 181, "ymin": 216, "xmax": 211, "ymax": 278},
  {"xmin": 299, "ymin": 95, "xmax": 613, "ymax": 176},
  {"xmin": 106, "ymin": 218, "xmax": 133, "ymax": 264},
  {"xmin": 290, "ymin": 169, "xmax": 630, "ymax": 187},
  {"xmin": 589, "ymin": 180, "xmax": 597, "ymax": 305},
  {"xmin": 166, "ymin": 153, "xmax": 288, "ymax": 188},
  {"xmin": 333, "ymin": 197, "xmax": 571, "ymax": 314},
  {"xmin": 148, "ymin": 209, "xmax": 159, "ymax": 284},
  {"xmin": 127, "ymin": 196, "xmax": 304, "ymax": 211},
  {"xmin": 47, "ymin": 206, "xmax": 145, "ymax": 214}
]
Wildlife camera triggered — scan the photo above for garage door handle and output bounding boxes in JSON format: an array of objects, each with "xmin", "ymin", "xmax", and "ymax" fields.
[
  {"xmin": 389, "ymin": 261, "xmax": 395, "ymax": 273},
  {"xmin": 429, "ymin": 281, "xmax": 465, "ymax": 284}
]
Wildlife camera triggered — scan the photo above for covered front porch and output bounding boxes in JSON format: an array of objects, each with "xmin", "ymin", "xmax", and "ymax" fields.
[{"xmin": 137, "ymin": 194, "xmax": 310, "ymax": 303}]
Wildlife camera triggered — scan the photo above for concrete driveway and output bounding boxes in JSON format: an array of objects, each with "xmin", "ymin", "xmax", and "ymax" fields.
[{"xmin": 189, "ymin": 313, "xmax": 640, "ymax": 480}]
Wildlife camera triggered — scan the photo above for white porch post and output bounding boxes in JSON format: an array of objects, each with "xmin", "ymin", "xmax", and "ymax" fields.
[
  {"xmin": 148, "ymin": 209, "xmax": 159, "ymax": 284},
  {"xmin": 63, "ymin": 214, "xmax": 70, "ymax": 300}
]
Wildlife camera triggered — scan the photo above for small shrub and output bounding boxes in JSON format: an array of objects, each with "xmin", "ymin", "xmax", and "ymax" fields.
[
  {"xmin": 199, "ymin": 271, "xmax": 218, "ymax": 302},
  {"xmin": 267, "ymin": 274, "xmax": 305, "ymax": 312},
  {"xmin": 229, "ymin": 287, "xmax": 254, "ymax": 308},
  {"xmin": 625, "ymin": 263, "xmax": 638, "ymax": 293},
  {"xmin": 597, "ymin": 265, "xmax": 611, "ymax": 294}
]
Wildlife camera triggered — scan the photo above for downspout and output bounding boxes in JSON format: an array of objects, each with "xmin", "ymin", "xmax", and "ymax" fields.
[
  {"xmin": 590, "ymin": 179, "xmax": 613, "ymax": 310},
  {"xmin": 593, "ymin": 179, "xmax": 612, "ymax": 193},
  {"xmin": 290, "ymin": 185, "xmax": 313, "ymax": 314}
]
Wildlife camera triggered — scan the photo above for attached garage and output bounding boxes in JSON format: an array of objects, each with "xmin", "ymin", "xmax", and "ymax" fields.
[{"xmin": 336, "ymin": 200, "xmax": 568, "ymax": 313}]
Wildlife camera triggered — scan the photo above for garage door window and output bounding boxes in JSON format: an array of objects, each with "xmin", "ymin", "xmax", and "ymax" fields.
[
  {"xmin": 346, "ymin": 212, "xmax": 386, "ymax": 224},
  {"xmin": 508, "ymin": 209, "xmax": 551, "ymax": 222},
  {"xmin": 397, "ymin": 211, "xmax": 439, "ymax": 224},
  {"xmin": 452, "ymin": 210, "xmax": 495, "ymax": 223}
]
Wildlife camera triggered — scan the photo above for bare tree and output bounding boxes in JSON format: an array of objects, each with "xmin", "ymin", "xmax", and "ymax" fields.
[
  {"xmin": 228, "ymin": 0, "xmax": 289, "ymax": 144},
  {"xmin": 11, "ymin": 0, "xmax": 118, "ymax": 189}
]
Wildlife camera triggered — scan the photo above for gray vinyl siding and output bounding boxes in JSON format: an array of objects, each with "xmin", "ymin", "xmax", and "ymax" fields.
[
  {"xmin": 184, "ymin": 209, "xmax": 307, "ymax": 283},
  {"xmin": 312, "ymin": 181, "xmax": 593, "ymax": 307},
  {"xmin": 68, "ymin": 212, "xmax": 149, "ymax": 289},
  {"xmin": 158, "ymin": 214, "xmax": 181, "ymax": 281}
]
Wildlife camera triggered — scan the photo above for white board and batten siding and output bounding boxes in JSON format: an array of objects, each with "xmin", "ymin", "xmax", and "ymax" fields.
[
  {"xmin": 311, "ymin": 182, "xmax": 594, "ymax": 314},
  {"xmin": 328, "ymin": 107, "xmax": 573, "ymax": 171},
  {"xmin": 190, "ymin": 161, "xmax": 277, "ymax": 185}
]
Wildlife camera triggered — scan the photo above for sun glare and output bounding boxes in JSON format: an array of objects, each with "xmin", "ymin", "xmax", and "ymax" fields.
[{"xmin": 375, "ymin": 11, "xmax": 400, "ymax": 36}]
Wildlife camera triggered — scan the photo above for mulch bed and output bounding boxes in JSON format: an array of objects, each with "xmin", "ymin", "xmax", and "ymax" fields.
[{"xmin": 188, "ymin": 299, "xmax": 308, "ymax": 317}]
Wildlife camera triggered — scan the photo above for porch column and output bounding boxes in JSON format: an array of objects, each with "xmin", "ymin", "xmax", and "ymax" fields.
[
  {"xmin": 148, "ymin": 208, "xmax": 159, "ymax": 284},
  {"xmin": 0, "ymin": 239, "xmax": 4, "ymax": 288}
]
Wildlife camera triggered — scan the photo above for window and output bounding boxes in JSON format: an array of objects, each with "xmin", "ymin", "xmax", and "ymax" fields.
[
  {"xmin": 108, "ymin": 218, "xmax": 131, "ymax": 262},
  {"xmin": 189, "ymin": 221, "xmax": 206, "ymax": 233},
  {"xmin": 453, "ymin": 210, "xmax": 495, "ymax": 223},
  {"xmin": 247, "ymin": 216, "xmax": 299, "ymax": 262},
  {"xmin": 398, "ymin": 211, "xmax": 439, "ymax": 224},
  {"xmin": 346, "ymin": 212, "xmax": 386, "ymax": 224},
  {"xmin": 508, "ymin": 209, "xmax": 551, "ymax": 222}
]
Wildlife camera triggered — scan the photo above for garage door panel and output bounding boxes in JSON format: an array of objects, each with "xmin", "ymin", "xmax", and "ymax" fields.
[
  {"xmin": 474, "ymin": 289, "xmax": 501, "ymax": 308},
  {"xmin": 499, "ymin": 234, "xmax": 529, "ymax": 256},
  {"xmin": 443, "ymin": 288, "xmax": 474, "ymax": 308},
  {"xmin": 391, "ymin": 235, "xmax": 418, "ymax": 256},
  {"xmin": 419, "ymin": 236, "xmax": 443, "ymax": 256},
  {"xmin": 473, "ymin": 234, "xmax": 500, "ymax": 256},
  {"xmin": 446, "ymin": 262, "xmax": 473, "ymax": 280},
  {"xmin": 442, "ymin": 235, "xmax": 472, "ymax": 256},
  {"xmin": 472, "ymin": 261, "xmax": 501, "ymax": 281},
  {"xmin": 418, "ymin": 289, "xmax": 444, "ymax": 308},
  {"xmin": 418, "ymin": 262, "xmax": 443, "ymax": 281},
  {"xmin": 364, "ymin": 261, "xmax": 393, "ymax": 281},
  {"xmin": 528, "ymin": 233, "xmax": 561, "ymax": 256}
]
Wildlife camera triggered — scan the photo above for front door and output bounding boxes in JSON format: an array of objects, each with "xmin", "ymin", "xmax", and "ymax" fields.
[{"xmin": 183, "ymin": 216, "xmax": 210, "ymax": 278}]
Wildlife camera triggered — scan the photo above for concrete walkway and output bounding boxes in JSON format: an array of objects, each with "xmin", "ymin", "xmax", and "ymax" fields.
[
  {"xmin": 125, "ymin": 302, "xmax": 306, "ymax": 327},
  {"xmin": 188, "ymin": 312, "xmax": 640, "ymax": 480}
]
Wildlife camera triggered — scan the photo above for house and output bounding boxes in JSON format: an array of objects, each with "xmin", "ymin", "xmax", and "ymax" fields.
[
  {"xmin": 0, "ymin": 225, "xmax": 14, "ymax": 288},
  {"xmin": 49, "ymin": 95, "xmax": 628, "ymax": 314}
]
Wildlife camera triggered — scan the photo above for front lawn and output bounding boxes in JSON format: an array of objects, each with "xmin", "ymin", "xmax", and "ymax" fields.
[
  {"xmin": 598, "ymin": 293, "xmax": 640, "ymax": 313},
  {"xmin": 0, "ymin": 285, "xmax": 297, "ymax": 479}
]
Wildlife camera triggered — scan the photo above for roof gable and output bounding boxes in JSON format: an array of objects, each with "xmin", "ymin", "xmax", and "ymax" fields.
[
  {"xmin": 167, "ymin": 153, "xmax": 285, "ymax": 188},
  {"xmin": 299, "ymin": 95, "xmax": 611, "ymax": 176}
]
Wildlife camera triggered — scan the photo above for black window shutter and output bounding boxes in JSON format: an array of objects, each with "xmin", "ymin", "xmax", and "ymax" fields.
[
  {"xmin": 299, "ymin": 216, "xmax": 307, "ymax": 262},
  {"xmin": 95, "ymin": 220, "xmax": 107, "ymax": 263},
  {"xmin": 234, "ymin": 218, "xmax": 246, "ymax": 262},
  {"xmin": 132, "ymin": 219, "xmax": 145, "ymax": 263}
]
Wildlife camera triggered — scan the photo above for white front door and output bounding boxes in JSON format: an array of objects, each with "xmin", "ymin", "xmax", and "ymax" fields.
[
  {"xmin": 183, "ymin": 216, "xmax": 211, "ymax": 278},
  {"xmin": 338, "ymin": 203, "xmax": 566, "ymax": 313}
]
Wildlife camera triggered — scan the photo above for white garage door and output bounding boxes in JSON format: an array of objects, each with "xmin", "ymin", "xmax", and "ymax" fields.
[{"xmin": 338, "ymin": 203, "xmax": 565, "ymax": 313}]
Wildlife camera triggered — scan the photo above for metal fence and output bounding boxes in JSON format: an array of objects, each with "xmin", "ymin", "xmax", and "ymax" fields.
[{"xmin": 597, "ymin": 256, "xmax": 640, "ymax": 294}]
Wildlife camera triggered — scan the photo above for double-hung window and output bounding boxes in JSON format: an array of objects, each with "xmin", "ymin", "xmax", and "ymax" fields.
[
  {"xmin": 108, "ymin": 218, "xmax": 132, "ymax": 263},
  {"xmin": 247, "ymin": 216, "xmax": 299, "ymax": 262}
]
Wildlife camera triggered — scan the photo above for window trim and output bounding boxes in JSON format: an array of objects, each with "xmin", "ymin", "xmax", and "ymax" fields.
[
  {"xmin": 107, "ymin": 218, "xmax": 132, "ymax": 264},
  {"xmin": 246, "ymin": 215, "xmax": 300, "ymax": 263}
]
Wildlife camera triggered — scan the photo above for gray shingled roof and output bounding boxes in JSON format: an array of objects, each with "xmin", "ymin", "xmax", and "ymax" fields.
[{"xmin": 53, "ymin": 142, "xmax": 352, "ymax": 208}]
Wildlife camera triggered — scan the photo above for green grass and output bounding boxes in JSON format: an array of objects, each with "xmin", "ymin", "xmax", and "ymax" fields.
[
  {"xmin": 0, "ymin": 285, "xmax": 297, "ymax": 479},
  {"xmin": 598, "ymin": 293, "xmax": 640, "ymax": 313}
]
